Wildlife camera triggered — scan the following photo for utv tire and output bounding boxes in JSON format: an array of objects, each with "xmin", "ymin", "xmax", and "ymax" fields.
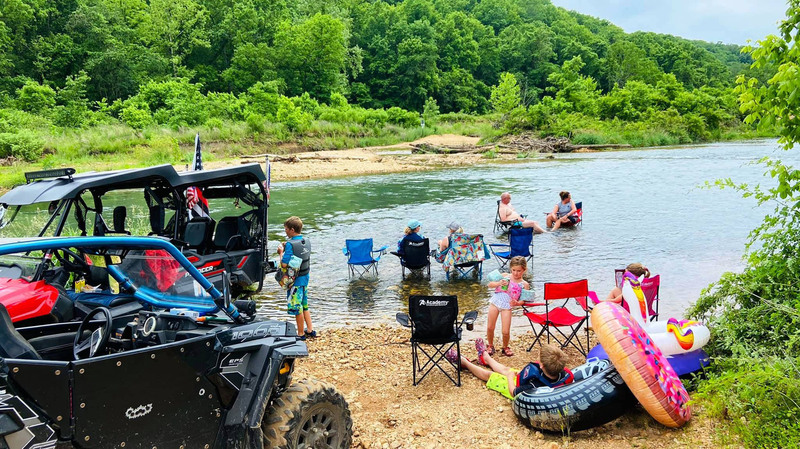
[{"xmin": 262, "ymin": 379, "xmax": 352, "ymax": 449}]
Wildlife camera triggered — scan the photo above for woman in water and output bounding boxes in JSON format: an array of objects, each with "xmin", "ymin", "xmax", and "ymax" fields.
[{"xmin": 546, "ymin": 191, "xmax": 577, "ymax": 230}]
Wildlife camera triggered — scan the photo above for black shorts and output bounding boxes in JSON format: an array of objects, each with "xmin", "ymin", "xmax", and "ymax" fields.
[{"xmin": 567, "ymin": 216, "xmax": 578, "ymax": 224}]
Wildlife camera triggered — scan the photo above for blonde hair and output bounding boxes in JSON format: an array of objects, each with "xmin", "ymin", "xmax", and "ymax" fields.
[
  {"xmin": 626, "ymin": 262, "xmax": 650, "ymax": 278},
  {"xmin": 540, "ymin": 344, "xmax": 568, "ymax": 377},
  {"xmin": 284, "ymin": 216, "xmax": 303, "ymax": 233},
  {"xmin": 509, "ymin": 256, "xmax": 527, "ymax": 271}
]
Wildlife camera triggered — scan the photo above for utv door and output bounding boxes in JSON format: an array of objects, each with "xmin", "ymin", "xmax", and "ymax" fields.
[{"xmin": 72, "ymin": 336, "xmax": 222, "ymax": 448}]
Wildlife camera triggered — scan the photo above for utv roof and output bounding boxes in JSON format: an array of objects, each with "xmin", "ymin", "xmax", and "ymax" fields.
[{"xmin": 0, "ymin": 164, "xmax": 266, "ymax": 206}]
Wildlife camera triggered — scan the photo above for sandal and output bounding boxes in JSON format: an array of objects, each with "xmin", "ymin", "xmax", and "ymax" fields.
[
  {"xmin": 501, "ymin": 346, "xmax": 514, "ymax": 357},
  {"xmin": 474, "ymin": 339, "xmax": 487, "ymax": 365},
  {"xmin": 487, "ymin": 345, "xmax": 496, "ymax": 357}
]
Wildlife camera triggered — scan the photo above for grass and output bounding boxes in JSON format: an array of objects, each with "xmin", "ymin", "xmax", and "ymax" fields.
[{"xmin": 0, "ymin": 113, "xmax": 773, "ymax": 190}]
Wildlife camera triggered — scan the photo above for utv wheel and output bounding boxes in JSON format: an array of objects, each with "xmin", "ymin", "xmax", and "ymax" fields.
[{"xmin": 262, "ymin": 378, "xmax": 352, "ymax": 449}]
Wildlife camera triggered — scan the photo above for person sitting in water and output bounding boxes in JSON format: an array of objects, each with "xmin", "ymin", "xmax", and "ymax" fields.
[
  {"xmin": 606, "ymin": 262, "xmax": 650, "ymax": 304},
  {"xmin": 396, "ymin": 219, "xmax": 424, "ymax": 255},
  {"xmin": 498, "ymin": 192, "xmax": 547, "ymax": 234},
  {"xmin": 438, "ymin": 221, "xmax": 463, "ymax": 253},
  {"xmin": 446, "ymin": 340, "xmax": 573, "ymax": 400},
  {"xmin": 546, "ymin": 191, "xmax": 577, "ymax": 230}
]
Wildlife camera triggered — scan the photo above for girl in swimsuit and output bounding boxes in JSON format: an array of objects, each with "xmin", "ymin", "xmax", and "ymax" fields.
[{"xmin": 486, "ymin": 256, "xmax": 530, "ymax": 357}]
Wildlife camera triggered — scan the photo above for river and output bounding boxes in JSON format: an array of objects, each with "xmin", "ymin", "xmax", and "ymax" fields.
[{"xmin": 256, "ymin": 139, "xmax": 793, "ymax": 329}]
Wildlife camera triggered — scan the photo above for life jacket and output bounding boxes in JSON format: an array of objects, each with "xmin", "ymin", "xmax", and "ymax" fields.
[
  {"xmin": 513, "ymin": 362, "xmax": 574, "ymax": 396},
  {"xmin": 288, "ymin": 237, "xmax": 311, "ymax": 277}
]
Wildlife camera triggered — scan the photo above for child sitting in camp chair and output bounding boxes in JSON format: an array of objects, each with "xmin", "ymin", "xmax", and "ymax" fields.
[{"xmin": 446, "ymin": 341, "xmax": 573, "ymax": 400}]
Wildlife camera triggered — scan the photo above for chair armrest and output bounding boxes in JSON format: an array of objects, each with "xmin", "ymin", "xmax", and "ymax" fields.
[
  {"xmin": 488, "ymin": 243, "xmax": 510, "ymax": 249},
  {"xmin": 461, "ymin": 310, "xmax": 478, "ymax": 326},
  {"xmin": 342, "ymin": 247, "xmax": 349, "ymax": 256},
  {"xmin": 521, "ymin": 302, "xmax": 546, "ymax": 307},
  {"xmin": 587, "ymin": 291, "xmax": 600, "ymax": 306},
  {"xmin": 396, "ymin": 312, "xmax": 411, "ymax": 328},
  {"xmin": 372, "ymin": 245, "xmax": 389, "ymax": 255}
]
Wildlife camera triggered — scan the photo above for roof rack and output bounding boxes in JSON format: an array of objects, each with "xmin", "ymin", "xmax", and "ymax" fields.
[{"xmin": 24, "ymin": 168, "xmax": 76, "ymax": 184}]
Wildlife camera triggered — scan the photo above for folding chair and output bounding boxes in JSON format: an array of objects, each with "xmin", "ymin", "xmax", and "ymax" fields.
[
  {"xmin": 391, "ymin": 238, "xmax": 431, "ymax": 279},
  {"xmin": 441, "ymin": 234, "xmax": 490, "ymax": 281},
  {"xmin": 614, "ymin": 268, "xmax": 625, "ymax": 288},
  {"xmin": 641, "ymin": 274, "xmax": 661, "ymax": 321},
  {"xmin": 493, "ymin": 200, "xmax": 518, "ymax": 234},
  {"xmin": 396, "ymin": 295, "xmax": 477, "ymax": 386},
  {"xmin": 488, "ymin": 226, "xmax": 534, "ymax": 271},
  {"xmin": 342, "ymin": 238, "xmax": 388, "ymax": 278},
  {"xmin": 521, "ymin": 279, "xmax": 592, "ymax": 356}
]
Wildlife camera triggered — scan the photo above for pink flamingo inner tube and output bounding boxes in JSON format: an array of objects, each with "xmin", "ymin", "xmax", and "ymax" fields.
[{"xmin": 590, "ymin": 301, "xmax": 692, "ymax": 428}]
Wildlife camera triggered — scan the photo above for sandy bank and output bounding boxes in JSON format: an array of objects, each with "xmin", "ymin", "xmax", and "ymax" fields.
[
  {"xmin": 295, "ymin": 325, "xmax": 719, "ymax": 449},
  {"xmin": 204, "ymin": 134, "xmax": 513, "ymax": 181}
]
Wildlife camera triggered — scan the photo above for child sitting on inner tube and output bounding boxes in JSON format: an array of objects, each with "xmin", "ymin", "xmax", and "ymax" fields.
[{"xmin": 446, "ymin": 341, "xmax": 574, "ymax": 400}]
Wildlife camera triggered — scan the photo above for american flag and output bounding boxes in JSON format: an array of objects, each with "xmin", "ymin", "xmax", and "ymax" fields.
[{"xmin": 187, "ymin": 133, "xmax": 209, "ymax": 218}]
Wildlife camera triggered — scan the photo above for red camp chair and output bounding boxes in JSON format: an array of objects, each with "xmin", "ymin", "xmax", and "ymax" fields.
[
  {"xmin": 521, "ymin": 279, "xmax": 593, "ymax": 356},
  {"xmin": 641, "ymin": 274, "xmax": 661, "ymax": 321}
]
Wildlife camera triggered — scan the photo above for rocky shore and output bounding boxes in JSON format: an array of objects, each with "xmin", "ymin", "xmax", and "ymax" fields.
[{"xmin": 293, "ymin": 325, "xmax": 722, "ymax": 449}]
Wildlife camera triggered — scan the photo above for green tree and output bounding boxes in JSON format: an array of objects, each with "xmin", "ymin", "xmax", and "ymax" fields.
[
  {"xmin": 688, "ymin": 4, "xmax": 800, "ymax": 447},
  {"xmin": 273, "ymin": 14, "xmax": 352, "ymax": 102},
  {"xmin": 547, "ymin": 56, "xmax": 600, "ymax": 115},
  {"xmin": 490, "ymin": 72, "xmax": 521, "ymax": 116},
  {"xmin": 141, "ymin": 0, "xmax": 210, "ymax": 76}
]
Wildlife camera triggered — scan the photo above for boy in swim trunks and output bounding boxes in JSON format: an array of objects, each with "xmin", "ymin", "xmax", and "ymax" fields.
[
  {"xmin": 276, "ymin": 216, "xmax": 315, "ymax": 340},
  {"xmin": 447, "ymin": 340, "xmax": 573, "ymax": 400}
]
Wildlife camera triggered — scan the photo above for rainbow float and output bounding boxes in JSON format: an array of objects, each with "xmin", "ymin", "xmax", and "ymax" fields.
[
  {"xmin": 591, "ymin": 301, "xmax": 692, "ymax": 427},
  {"xmin": 620, "ymin": 272, "xmax": 710, "ymax": 355}
]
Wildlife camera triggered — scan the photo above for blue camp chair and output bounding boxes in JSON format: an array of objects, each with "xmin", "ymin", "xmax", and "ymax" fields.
[
  {"xmin": 438, "ymin": 234, "xmax": 490, "ymax": 281},
  {"xmin": 488, "ymin": 227, "xmax": 534, "ymax": 271},
  {"xmin": 343, "ymin": 239, "xmax": 389, "ymax": 277},
  {"xmin": 392, "ymin": 238, "xmax": 431, "ymax": 279}
]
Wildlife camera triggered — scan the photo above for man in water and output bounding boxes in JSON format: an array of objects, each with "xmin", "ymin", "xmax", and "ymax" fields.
[{"xmin": 498, "ymin": 192, "xmax": 547, "ymax": 234}]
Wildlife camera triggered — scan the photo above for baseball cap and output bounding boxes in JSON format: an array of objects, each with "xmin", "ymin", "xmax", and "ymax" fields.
[
  {"xmin": 407, "ymin": 219, "xmax": 422, "ymax": 229},
  {"xmin": 446, "ymin": 221, "xmax": 461, "ymax": 231}
]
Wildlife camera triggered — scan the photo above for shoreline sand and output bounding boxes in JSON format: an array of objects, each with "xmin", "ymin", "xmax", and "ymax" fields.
[
  {"xmin": 295, "ymin": 325, "xmax": 719, "ymax": 448},
  {"xmin": 203, "ymin": 134, "xmax": 532, "ymax": 182}
]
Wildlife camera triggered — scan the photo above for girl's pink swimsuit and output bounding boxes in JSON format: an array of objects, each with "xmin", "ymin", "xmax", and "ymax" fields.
[{"xmin": 490, "ymin": 280, "xmax": 522, "ymax": 310}]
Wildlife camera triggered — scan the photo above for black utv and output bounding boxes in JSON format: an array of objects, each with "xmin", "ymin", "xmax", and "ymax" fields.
[{"xmin": 0, "ymin": 237, "xmax": 351, "ymax": 449}]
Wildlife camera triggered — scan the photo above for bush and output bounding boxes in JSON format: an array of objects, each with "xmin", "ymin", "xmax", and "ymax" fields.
[
  {"xmin": 16, "ymin": 80, "xmax": 56, "ymax": 114},
  {"xmin": 0, "ymin": 132, "xmax": 45, "ymax": 161},
  {"xmin": 121, "ymin": 105, "xmax": 153, "ymax": 130},
  {"xmin": 697, "ymin": 358, "xmax": 800, "ymax": 448},
  {"xmin": 386, "ymin": 107, "xmax": 418, "ymax": 128},
  {"xmin": 276, "ymin": 96, "xmax": 312, "ymax": 132},
  {"xmin": 246, "ymin": 113, "xmax": 266, "ymax": 134}
]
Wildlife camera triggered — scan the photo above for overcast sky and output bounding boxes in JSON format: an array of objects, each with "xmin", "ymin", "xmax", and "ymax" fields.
[{"xmin": 549, "ymin": 0, "xmax": 789, "ymax": 45}]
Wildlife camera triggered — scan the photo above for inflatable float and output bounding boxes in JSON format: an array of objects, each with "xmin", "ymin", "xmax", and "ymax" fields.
[
  {"xmin": 512, "ymin": 358, "xmax": 635, "ymax": 432},
  {"xmin": 620, "ymin": 272, "xmax": 711, "ymax": 355},
  {"xmin": 591, "ymin": 301, "xmax": 692, "ymax": 428},
  {"xmin": 587, "ymin": 344, "xmax": 710, "ymax": 376}
]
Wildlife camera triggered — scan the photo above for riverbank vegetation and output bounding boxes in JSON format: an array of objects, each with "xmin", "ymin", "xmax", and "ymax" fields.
[
  {"xmin": 0, "ymin": 0, "xmax": 777, "ymax": 187},
  {"xmin": 689, "ymin": 3, "xmax": 800, "ymax": 447}
]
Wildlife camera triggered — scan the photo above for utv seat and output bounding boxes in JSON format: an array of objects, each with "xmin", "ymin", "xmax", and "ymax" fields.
[
  {"xmin": 214, "ymin": 216, "xmax": 247, "ymax": 251},
  {"xmin": 110, "ymin": 206, "xmax": 131, "ymax": 235},
  {"xmin": 0, "ymin": 304, "xmax": 41, "ymax": 360},
  {"xmin": 183, "ymin": 217, "xmax": 216, "ymax": 254}
]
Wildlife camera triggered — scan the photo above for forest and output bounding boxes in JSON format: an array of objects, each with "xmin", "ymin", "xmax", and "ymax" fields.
[{"xmin": 0, "ymin": 0, "xmax": 776, "ymax": 184}]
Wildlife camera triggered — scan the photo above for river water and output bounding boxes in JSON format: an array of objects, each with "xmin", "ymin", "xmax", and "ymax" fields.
[{"xmin": 257, "ymin": 139, "xmax": 793, "ymax": 328}]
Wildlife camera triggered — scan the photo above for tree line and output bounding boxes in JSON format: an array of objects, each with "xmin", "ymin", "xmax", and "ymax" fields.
[{"xmin": 0, "ymin": 0, "xmax": 776, "ymax": 163}]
